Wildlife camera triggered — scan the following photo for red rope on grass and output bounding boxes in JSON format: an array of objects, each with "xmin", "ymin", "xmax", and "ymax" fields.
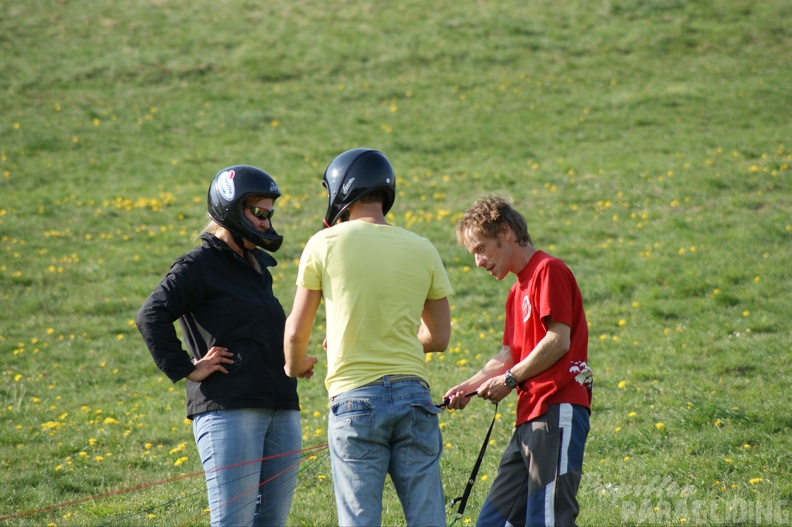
[
  {"xmin": 0, "ymin": 443, "xmax": 329, "ymax": 523},
  {"xmin": 178, "ymin": 444, "xmax": 327, "ymax": 527}
]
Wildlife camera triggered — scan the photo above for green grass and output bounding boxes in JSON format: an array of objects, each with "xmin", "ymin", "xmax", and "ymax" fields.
[{"xmin": 2, "ymin": 0, "xmax": 791, "ymax": 525}]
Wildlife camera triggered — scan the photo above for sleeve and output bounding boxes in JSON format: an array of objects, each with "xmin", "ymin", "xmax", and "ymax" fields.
[
  {"xmin": 502, "ymin": 287, "xmax": 516, "ymax": 348},
  {"xmin": 295, "ymin": 235, "xmax": 323, "ymax": 291},
  {"xmin": 426, "ymin": 243, "xmax": 453, "ymax": 300},
  {"xmin": 536, "ymin": 259, "xmax": 574, "ymax": 327},
  {"xmin": 135, "ymin": 256, "xmax": 203, "ymax": 382}
]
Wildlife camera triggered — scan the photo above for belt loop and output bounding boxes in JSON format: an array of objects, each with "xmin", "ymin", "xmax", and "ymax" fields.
[{"xmin": 382, "ymin": 375, "xmax": 391, "ymax": 388}]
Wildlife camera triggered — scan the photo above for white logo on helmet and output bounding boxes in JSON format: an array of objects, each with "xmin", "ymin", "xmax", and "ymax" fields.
[
  {"xmin": 342, "ymin": 177, "xmax": 355, "ymax": 196},
  {"xmin": 269, "ymin": 181, "xmax": 279, "ymax": 193},
  {"xmin": 216, "ymin": 170, "xmax": 236, "ymax": 201}
]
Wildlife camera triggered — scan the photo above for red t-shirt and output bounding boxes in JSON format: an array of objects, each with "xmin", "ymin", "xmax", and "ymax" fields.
[{"xmin": 504, "ymin": 251, "xmax": 593, "ymax": 425}]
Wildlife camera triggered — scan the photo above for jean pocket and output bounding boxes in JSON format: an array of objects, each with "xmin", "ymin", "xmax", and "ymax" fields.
[
  {"xmin": 330, "ymin": 398, "xmax": 376, "ymax": 460},
  {"xmin": 409, "ymin": 403, "xmax": 443, "ymax": 457}
]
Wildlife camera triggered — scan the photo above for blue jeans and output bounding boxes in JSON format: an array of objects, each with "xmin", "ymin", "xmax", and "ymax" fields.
[
  {"xmin": 193, "ymin": 408, "xmax": 301, "ymax": 527},
  {"xmin": 328, "ymin": 376, "xmax": 445, "ymax": 527}
]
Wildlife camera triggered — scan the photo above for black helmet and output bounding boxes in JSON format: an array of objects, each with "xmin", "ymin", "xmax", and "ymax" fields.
[
  {"xmin": 207, "ymin": 165, "xmax": 284, "ymax": 252},
  {"xmin": 322, "ymin": 148, "xmax": 396, "ymax": 227}
]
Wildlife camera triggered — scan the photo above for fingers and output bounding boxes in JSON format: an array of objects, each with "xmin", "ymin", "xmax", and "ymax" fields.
[
  {"xmin": 443, "ymin": 387, "xmax": 472, "ymax": 410},
  {"xmin": 298, "ymin": 356, "xmax": 318, "ymax": 379},
  {"xmin": 206, "ymin": 346, "xmax": 234, "ymax": 362},
  {"xmin": 476, "ymin": 381, "xmax": 511, "ymax": 404}
]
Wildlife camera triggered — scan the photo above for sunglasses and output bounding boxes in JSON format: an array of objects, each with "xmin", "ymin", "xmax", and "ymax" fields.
[{"xmin": 248, "ymin": 206, "xmax": 275, "ymax": 221}]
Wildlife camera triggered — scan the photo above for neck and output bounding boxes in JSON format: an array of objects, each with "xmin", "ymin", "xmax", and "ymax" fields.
[
  {"xmin": 348, "ymin": 202, "xmax": 389, "ymax": 225},
  {"xmin": 215, "ymin": 227, "xmax": 247, "ymax": 256},
  {"xmin": 514, "ymin": 245, "xmax": 537, "ymax": 273}
]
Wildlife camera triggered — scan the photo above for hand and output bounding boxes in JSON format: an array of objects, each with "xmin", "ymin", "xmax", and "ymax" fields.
[
  {"xmin": 298, "ymin": 356, "xmax": 318, "ymax": 379},
  {"xmin": 442, "ymin": 384, "xmax": 476, "ymax": 410},
  {"xmin": 475, "ymin": 376, "xmax": 513, "ymax": 405},
  {"xmin": 186, "ymin": 346, "xmax": 234, "ymax": 382}
]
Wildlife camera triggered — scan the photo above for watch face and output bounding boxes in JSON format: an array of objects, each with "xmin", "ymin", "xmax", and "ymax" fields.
[{"xmin": 505, "ymin": 372, "xmax": 517, "ymax": 388}]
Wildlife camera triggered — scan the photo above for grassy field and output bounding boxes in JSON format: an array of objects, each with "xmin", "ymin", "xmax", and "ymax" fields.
[{"xmin": 2, "ymin": 0, "xmax": 791, "ymax": 525}]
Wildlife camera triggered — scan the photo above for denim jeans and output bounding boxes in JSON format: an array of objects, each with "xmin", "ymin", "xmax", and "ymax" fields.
[
  {"xmin": 193, "ymin": 408, "xmax": 301, "ymax": 527},
  {"xmin": 328, "ymin": 376, "xmax": 445, "ymax": 527}
]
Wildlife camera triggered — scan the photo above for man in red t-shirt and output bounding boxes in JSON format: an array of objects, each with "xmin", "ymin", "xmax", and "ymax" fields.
[{"xmin": 444, "ymin": 196, "xmax": 593, "ymax": 527}]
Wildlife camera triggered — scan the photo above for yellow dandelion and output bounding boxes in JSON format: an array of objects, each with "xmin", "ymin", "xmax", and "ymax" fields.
[{"xmin": 655, "ymin": 422, "xmax": 664, "ymax": 430}]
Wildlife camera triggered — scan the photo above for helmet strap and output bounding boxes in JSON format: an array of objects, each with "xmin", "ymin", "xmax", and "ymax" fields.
[{"xmin": 231, "ymin": 233, "xmax": 250, "ymax": 255}]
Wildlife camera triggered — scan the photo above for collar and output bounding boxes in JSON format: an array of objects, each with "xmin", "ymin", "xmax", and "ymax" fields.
[{"xmin": 200, "ymin": 233, "xmax": 278, "ymax": 269}]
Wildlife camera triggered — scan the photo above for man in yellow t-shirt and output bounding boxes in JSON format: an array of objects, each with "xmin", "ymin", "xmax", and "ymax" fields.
[{"xmin": 284, "ymin": 148, "xmax": 452, "ymax": 527}]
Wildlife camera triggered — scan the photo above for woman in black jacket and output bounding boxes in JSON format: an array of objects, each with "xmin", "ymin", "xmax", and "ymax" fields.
[{"xmin": 137, "ymin": 165, "xmax": 303, "ymax": 527}]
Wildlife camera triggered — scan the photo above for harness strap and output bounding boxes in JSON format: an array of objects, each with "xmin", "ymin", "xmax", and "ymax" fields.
[{"xmin": 448, "ymin": 402, "xmax": 498, "ymax": 524}]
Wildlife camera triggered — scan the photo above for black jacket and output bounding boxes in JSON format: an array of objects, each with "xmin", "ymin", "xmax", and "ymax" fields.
[{"xmin": 136, "ymin": 233, "xmax": 299, "ymax": 418}]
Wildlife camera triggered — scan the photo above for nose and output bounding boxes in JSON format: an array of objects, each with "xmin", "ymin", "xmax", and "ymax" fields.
[{"xmin": 474, "ymin": 253, "xmax": 486, "ymax": 268}]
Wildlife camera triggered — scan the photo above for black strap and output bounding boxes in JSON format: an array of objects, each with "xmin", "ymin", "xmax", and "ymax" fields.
[{"xmin": 448, "ymin": 402, "xmax": 498, "ymax": 521}]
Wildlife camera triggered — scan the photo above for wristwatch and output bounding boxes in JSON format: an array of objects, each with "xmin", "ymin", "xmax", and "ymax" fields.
[{"xmin": 504, "ymin": 369, "xmax": 518, "ymax": 388}]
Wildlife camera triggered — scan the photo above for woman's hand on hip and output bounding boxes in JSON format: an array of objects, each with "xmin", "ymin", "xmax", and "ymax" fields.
[{"xmin": 186, "ymin": 346, "xmax": 234, "ymax": 382}]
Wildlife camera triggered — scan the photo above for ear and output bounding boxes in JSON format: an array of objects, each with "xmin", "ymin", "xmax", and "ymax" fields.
[{"xmin": 498, "ymin": 224, "xmax": 512, "ymax": 242}]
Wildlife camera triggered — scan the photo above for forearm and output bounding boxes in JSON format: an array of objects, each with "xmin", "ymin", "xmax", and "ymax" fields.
[
  {"xmin": 283, "ymin": 287, "xmax": 322, "ymax": 378},
  {"xmin": 136, "ymin": 307, "xmax": 195, "ymax": 383},
  {"xmin": 283, "ymin": 319, "xmax": 310, "ymax": 377},
  {"xmin": 510, "ymin": 322, "xmax": 570, "ymax": 383},
  {"xmin": 464, "ymin": 345, "xmax": 513, "ymax": 389}
]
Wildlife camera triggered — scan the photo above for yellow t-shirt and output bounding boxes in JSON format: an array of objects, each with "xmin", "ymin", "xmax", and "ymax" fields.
[{"xmin": 296, "ymin": 221, "xmax": 453, "ymax": 398}]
